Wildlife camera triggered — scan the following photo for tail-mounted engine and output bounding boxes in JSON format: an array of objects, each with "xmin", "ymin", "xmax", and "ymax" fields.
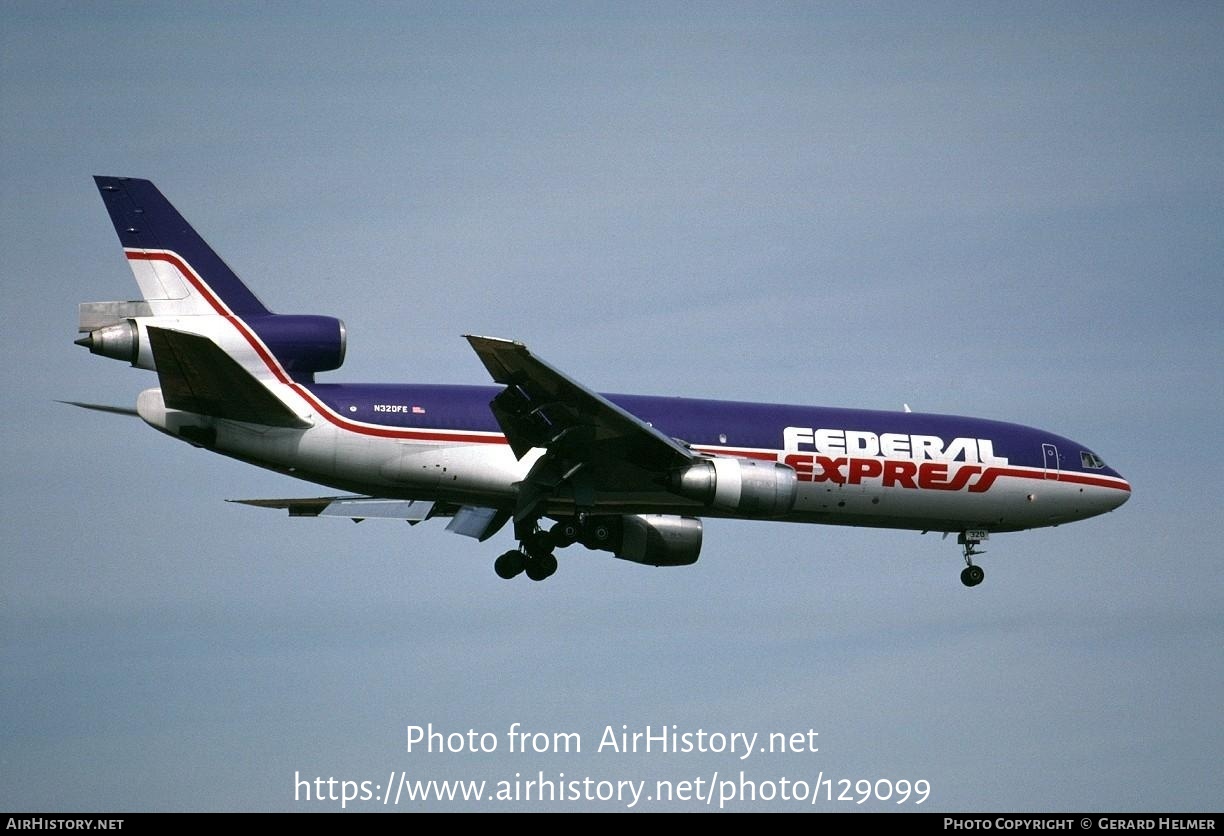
[
  {"xmin": 76, "ymin": 302, "xmax": 346, "ymax": 378},
  {"xmin": 74, "ymin": 301, "xmax": 151, "ymax": 365}
]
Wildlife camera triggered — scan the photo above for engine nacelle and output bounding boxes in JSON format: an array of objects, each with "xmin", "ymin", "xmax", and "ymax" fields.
[
  {"xmin": 672, "ymin": 456, "xmax": 798, "ymax": 517},
  {"xmin": 248, "ymin": 315, "xmax": 347, "ymax": 375},
  {"xmin": 570, "ymin": 514, "xmax": 702, "ymax": 566},
  {"xmin": 613, "ymin": 515, "xmax": 703, "ymax": 567}
]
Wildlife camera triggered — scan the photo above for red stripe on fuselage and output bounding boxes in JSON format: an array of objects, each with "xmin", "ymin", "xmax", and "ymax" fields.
[
  {"xmin": 692, "ymin": 446, "xmax": 777, "ymax": 461},
  {"xmin": 967, "ymin": 466, "xmax": 1131, "ymax": 494}
]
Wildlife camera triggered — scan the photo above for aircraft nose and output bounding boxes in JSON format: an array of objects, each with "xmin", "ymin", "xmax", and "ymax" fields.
[{"xmin": 1107, "ymin": 473, "xmax": 1132, "ymax": 510}]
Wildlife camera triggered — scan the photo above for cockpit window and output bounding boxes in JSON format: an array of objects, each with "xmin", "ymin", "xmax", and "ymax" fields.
[{"xmin": 1080, "ymin": 451, "xmax": 1106, "ymax": 469}]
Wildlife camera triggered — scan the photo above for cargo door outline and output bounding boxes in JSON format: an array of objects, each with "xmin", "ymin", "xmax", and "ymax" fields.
[{"xmin": 1042, "ymin": 442, "xmax": 1060, "ymax": 480}]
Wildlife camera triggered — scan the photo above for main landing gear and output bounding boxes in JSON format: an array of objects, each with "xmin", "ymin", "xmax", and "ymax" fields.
[
  {"xmin": 957, "ymin": 531, "xmax": 986, "ymax": 587},
  {"xmin": 493, "ymin": 516, "xmax": 617, "ymax": 581},
  {"xmin": 494, "ymin": 547, "xmax": 557, "ymax": 581},
  {"xmin": 492, "ymin": 520, "xmax": 566, "ymax": 582},
  {"xmin": 493, "ymin": 524, "xmax": 559, "ymax": 581}
]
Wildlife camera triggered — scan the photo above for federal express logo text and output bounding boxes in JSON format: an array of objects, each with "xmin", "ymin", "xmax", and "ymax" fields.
[
  {"xmin": 783, "ymin": 427, "xmax": 1007, "ymax": 464},
  {"xmin": 782, "ymin": 427, "xmax": 1010, "ymax": 493}
]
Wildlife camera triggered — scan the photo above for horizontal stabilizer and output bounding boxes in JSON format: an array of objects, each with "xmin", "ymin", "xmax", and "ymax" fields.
[{"xmin": 147, "ymin": 327, "xmax": 309, "ymax": 428}]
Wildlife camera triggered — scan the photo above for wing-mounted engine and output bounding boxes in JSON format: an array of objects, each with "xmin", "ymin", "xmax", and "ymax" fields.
[
  {"xmin": 616, "ymin": 514, "xmax": 703, "ymax": 566},
  {"xmin": 671, "ymin": 456, "xmax": 798, "ymax": 517},
  {"xmin": 563, "ymin": 513, "xmax": 703, "ymax": 566}
]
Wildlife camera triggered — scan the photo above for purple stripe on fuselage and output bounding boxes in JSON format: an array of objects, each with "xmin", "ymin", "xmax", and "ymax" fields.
[{"xmin": 304, "ymin": 382, "xmax": 1123, "ymax": 479}]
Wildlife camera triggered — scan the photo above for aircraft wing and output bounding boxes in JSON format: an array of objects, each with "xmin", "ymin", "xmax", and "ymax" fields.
[
  {"xmin": 229, "ymin": 496, "xmax": 437, "ymax": 520},
  {"xmin": 229, "ymin": 496, "xmax": 510, "ymax": 540},
  {"xmin": 465, "ymin": 336, "xmax": 696, "ymax": 520}
]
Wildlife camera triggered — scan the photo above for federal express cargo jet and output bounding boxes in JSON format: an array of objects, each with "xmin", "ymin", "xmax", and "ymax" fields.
[{"xmin": 73, "ymin": 177, "xmax": 1131, "ymax": 586}]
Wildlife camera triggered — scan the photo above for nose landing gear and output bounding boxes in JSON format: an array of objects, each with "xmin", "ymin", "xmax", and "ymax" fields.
[{"xmin": 957, "ymin": 530, "xmax": 987, "ymax": 587}]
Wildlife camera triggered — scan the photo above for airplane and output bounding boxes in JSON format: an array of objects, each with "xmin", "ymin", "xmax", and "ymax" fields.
[{"xmin": 72, "ymin": 176, "xmax": 1131, "ymax": 587}]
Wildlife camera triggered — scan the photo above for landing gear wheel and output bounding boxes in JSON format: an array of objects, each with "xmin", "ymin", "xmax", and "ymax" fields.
[
  {"xmin": 494, "ymin": 550, "xmax": 525, "ymax": 580},
  {"xmin": 581, "ymin": 520, "xmax": 614, "ymax": 550},
  {"xmin": 524, "ymin": 552, "xmax": 558, "ymax": 582},
  {"xmin": 960, "ymin": 564, "xmax": 984, "ymax": 587},
  {"xmin": 549, "ymin": 520, "xmax": 580, "ymax": 548}
]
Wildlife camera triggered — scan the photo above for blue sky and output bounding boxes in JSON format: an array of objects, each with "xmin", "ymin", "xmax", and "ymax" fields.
[{"xmin": 2, "ymin": 2, "xmax": 1221, "ymax": 811}]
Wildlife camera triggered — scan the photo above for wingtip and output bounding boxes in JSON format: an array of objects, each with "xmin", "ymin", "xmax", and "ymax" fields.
[
  {"xmin": 464, "ymin": 334, "xmax": 523, "ymax": 348},
  {"xmin": 57, "ymin": 400, "xmax": 139, "ymax": 417}
]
